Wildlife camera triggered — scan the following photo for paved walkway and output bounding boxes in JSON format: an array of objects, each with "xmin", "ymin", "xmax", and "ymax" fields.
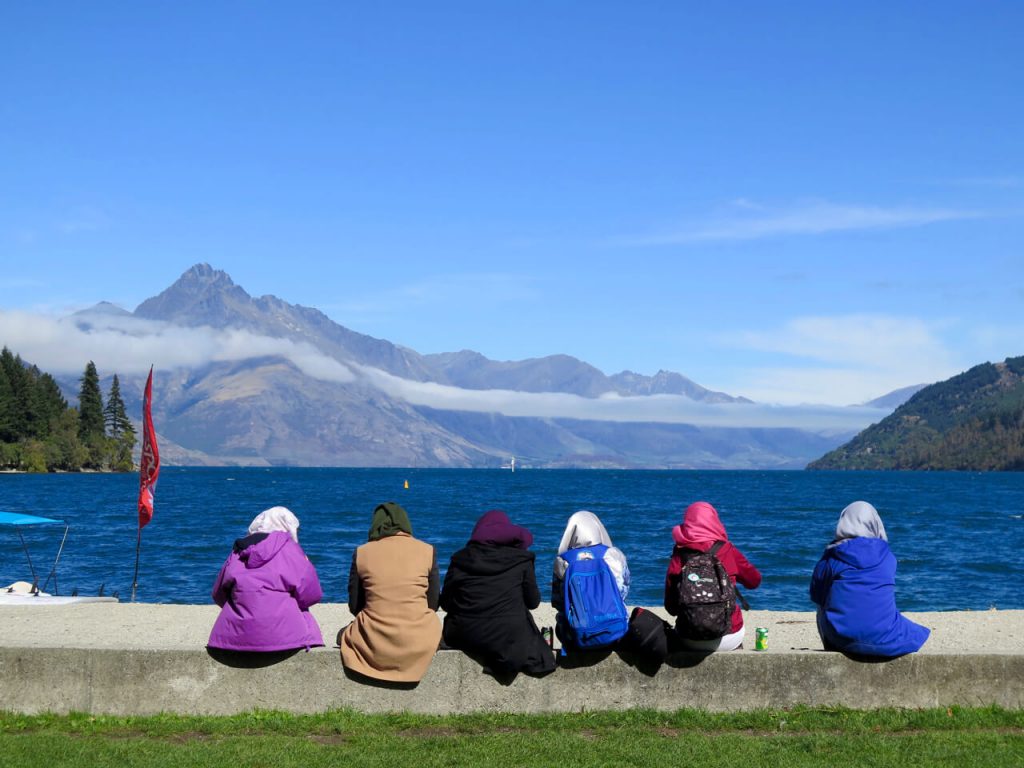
[{"xmin": 1, "ymin": 603, "xmax": 1020, "ymax": 654}]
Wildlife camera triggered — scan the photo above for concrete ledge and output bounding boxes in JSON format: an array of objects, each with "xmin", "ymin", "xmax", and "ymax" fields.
[
  {"xmin": 2, "ymin": 605, "xmax": 1021, "ymax": 714},
  {"xmin": 2, "ymin": 646, "xmax": 1022, "ymax": 715}
]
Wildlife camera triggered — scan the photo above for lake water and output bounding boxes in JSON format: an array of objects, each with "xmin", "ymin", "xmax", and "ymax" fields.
[{"xmin": 1, "ymin": 468, "xmax": 1022, "ymax": 611}]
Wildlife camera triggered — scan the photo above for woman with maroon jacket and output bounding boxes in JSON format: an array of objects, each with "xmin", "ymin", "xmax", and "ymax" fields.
[{"xmin": 664, "ymin": 501, "xmax": 761, "ymax": 651}]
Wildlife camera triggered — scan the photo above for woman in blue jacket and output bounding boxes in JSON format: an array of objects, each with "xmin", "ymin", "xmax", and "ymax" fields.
[{"xmin": 810, "ymin": 501, "xmax": 930, "ymax": 658}]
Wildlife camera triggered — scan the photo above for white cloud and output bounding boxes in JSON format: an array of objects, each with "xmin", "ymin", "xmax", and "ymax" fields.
[
  {"xmin": 356, "ymin": 364, "xmax": 887, "ymax": 431},
  {"xmin": 722, "ymin": 314, "xmax": 961, "ymax": 405},
  {"xmin": 940, "ymin": 176, "xmax": 1022, "ymax": 189},
  {"xmin": 0, "ymin": 310, "xmax": 355, "ymax": 384},
  {"xmin": 0, "ymin": 308, "xmax": 894, "ymax": 431},
  {"xmin": 322, "ymin": 273, "xmax": 539, "ymax": 320},
  {"xmin": 0, "ymin": 277, "xmax": 45, "ymax": 290},
  {"xmin": 57, "ymin": 205, "xmax": 111, "ymax": 233},
  {"xmin": 619, "ymin": 200, "xmax": 985, "ymax": 245}
]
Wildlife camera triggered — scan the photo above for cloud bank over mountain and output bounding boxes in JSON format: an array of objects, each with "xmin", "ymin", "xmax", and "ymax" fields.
[
  {"xmin": 0, "ymin": 309, "xmax": 356, "ymax": 384},
  {"xmin": 1, "ymin": 305, "xmax": 887, "ymax": 433}
]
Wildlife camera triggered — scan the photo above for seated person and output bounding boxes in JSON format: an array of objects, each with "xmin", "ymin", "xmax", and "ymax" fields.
[
  {"xmin": 665, "ymin": 501, "xmax": 761, "ymax": 652},
  {"xmin": 552, "ymin": 510, "xmax": 630, "ymax": 651},
  {"xmin": 209, "ymin": 506, "xmax": 324, "ymax": 651},
  {"xmin": 339, "ymin": 502, "xmax": 441, "ymax": 683},
  {"xmin": 810, "ymin": 501, "xmax": 930, "ymax": 658},
  {"xmin": 440, "ymin": 510, "xmax": 555, "ymax": 676}
]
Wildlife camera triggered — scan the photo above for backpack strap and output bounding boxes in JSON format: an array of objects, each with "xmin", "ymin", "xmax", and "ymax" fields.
[
  {"xmin": 708, "ymin": 540, "xmax": 748, "ymax": 608},
  {"xmin": 680, "ymin": 541, "xmax": 725, "ymax": 561}
]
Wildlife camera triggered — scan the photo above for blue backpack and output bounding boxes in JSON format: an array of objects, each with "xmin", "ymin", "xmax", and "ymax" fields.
[{"xmin": 561, "ymin": 544, "xmax": 629, "ymax": 650}]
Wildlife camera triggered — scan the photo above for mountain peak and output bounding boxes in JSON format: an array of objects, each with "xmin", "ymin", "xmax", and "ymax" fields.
[
  {"xmin": 74, "ymin": 301, "xmax": 131, "ymax": 317},
  {"xmin": 176, "ymin": 263, "xmax": 239, "ymax": 292},
  {"xmin": 134, "ymin": 264, "xmax": 251, "ymax": 324}
]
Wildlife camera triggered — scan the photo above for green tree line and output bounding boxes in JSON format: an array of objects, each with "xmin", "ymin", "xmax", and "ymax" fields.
[{"xmin": 0, "ymin": 347, "xmax": 137, "ymax": 472}]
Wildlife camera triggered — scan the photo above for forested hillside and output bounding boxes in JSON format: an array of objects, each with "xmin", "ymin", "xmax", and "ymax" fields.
[
  {"xmin": 0, "ymin": 348, "xmax": 135, "ymax": 472},
  {"xmin": 808, "ymin": 356, "xmax": 1024, "ymax": 470}
]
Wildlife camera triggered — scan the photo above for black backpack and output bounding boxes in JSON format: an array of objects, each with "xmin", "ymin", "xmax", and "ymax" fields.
[
  {"xmin": 623, "ymin": 606, "xmax": 671, "ymax": 663},
  {"xmin": 675, "ymin": 541, "xmax": 735, "ymax": 640}
]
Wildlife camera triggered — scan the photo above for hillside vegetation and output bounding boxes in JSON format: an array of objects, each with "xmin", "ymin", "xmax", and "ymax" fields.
[{"xmin": 808, "ymin": 355, "xmax": 1024, "ymax": 471}]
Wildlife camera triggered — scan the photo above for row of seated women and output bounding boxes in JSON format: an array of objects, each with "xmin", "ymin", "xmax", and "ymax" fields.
[{"xmin": 208, "ymin": 500, "xmax": 930, "ymax": 683}]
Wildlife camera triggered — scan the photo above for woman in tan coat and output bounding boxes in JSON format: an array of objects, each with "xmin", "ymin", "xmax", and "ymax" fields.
[{"xmin": 340, "ymin": 502, "xmax": 441, "ymax": 683}]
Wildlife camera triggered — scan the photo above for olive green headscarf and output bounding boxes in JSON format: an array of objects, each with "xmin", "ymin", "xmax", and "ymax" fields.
[{"xmin": 368, "ymin": 501, "xmax": 413, "ymax": 541}]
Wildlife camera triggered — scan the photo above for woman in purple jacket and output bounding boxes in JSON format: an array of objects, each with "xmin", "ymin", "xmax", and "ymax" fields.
[{"xmin": 208, "ymin": 506, "xmax": 325, "ymax": 652}]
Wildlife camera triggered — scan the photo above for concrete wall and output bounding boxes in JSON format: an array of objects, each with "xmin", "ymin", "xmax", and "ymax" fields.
[{"xmin": 2, "ymin": 647, "xmax": 1020, "ymax": 715}]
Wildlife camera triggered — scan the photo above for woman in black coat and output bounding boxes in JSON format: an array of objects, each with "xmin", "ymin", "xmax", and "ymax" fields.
[{"xmin": 440, "ymin": 509, "xmax": 555, "ymax": 677}]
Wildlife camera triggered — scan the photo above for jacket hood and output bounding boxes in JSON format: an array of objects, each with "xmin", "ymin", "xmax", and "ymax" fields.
[
  {"xmin": 828, "ymin": 536, "xmax": 891, "ymax": 569},
  {"xmin": 450, "ymin": 541, "xmax": 535, "ymax": 576},
  {"xmin": 234, "ymin": 530, "xmax": 291, "ymax": 568}
]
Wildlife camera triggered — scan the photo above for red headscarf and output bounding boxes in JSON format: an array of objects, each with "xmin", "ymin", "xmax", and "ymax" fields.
[{"xmin": 672, "ymin": 501, "xmax": 728, "ymax": 551}]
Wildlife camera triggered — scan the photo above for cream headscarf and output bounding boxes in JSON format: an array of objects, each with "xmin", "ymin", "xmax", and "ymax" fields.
[
  {"xmin": 830, "ymin": 500, "xmax": 887, "ymax": 547},
  {"xmin": 248, "ymin": 506, "xmax": 300, "ymax": 543}
]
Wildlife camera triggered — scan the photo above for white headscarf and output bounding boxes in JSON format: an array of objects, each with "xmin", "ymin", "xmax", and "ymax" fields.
[
  {"xmin": 248, "ymin": 506, "xmax": 300, "ymax": 543},
  {"xmin": 831, "ymin": 500, "xmax": 887, "ymax": 547},
  {"xmin": 557, "ymin": 510, "xmax": 614, "ymax": 554}
]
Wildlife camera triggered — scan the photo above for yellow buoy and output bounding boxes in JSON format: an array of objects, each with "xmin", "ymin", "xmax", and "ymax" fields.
[{"xmin": 404, "ymin": 480, "xmax": 409, "ymax": 489}]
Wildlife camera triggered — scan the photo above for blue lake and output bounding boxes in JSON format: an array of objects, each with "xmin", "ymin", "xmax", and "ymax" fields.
[{"xmin": 1, "ymin": 468, "xmax": 1022, "ymax": 611}]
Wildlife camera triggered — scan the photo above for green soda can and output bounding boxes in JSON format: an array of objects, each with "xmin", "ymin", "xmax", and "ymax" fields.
[{"xmin": 755, "ymin": 627, "xmax": 769, "ymax": 651}]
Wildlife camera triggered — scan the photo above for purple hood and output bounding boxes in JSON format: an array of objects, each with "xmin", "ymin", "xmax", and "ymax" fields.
[{"xmin": 208, "ymin": 531, "xmax": 324, "ymax": 652}]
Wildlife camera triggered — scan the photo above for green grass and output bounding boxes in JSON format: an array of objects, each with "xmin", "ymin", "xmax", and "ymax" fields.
[{"xmin": 1, "ymin": 707, "xmax": 1022, "ymax": 767}]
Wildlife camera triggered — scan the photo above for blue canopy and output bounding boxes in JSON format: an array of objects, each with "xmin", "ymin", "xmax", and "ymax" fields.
[{"xmin": 0, "ymin": 512, "xmax": 64, "ymax": 527}]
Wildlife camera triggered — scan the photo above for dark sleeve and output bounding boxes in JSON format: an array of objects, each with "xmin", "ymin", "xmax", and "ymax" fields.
[
  {"xmin": 522, "ymin": 559, "xmax": 541, "ymax": 610},
  {"xmin": 664, "ymin": 549, "xmax": 681, "ymax": 615},
  {"xmin": 347, "ymin": 550, "xmax": 365, "ymax": 616},
  {"xmin": 809, "ymin": 556, "xmax": 830, "ymax": 607},
  {"xmin": 730, "ymin": 545, "xmax": 762, "ymax": 590},
  {"xmin": 439, "ymin": 559, "xmax": 455, "ymax": 613},
  {"xmin": 426, "ymin": 548, "xmax": 440, "ymax": 612}
]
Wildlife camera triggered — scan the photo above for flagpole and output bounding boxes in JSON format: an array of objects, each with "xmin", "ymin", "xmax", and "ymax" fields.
[
  {"xmin": 133, "ymin": 365, "xmax": 160, "ymax": 604},
  {"xmin": 130, "ymin": 525, "xmax": 142, "ymax": 602}
]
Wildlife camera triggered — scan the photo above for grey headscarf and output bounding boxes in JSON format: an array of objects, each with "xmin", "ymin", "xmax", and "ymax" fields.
[
  {"xmin": 557, "ymin": 510, "xmax": 614, "ymax": 554},
  {"xmin": 829, "ymin": 500, "xmax": 887, "ymax": 548}
]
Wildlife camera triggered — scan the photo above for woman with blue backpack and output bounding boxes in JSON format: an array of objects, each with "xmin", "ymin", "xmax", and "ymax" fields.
[
  {"xmin": 552, "ymin": 510, "xmax": 631, "ymax": 652},
  {"xmin": 665, "ymin": 501, "xmax": 761, "ymax": 652},
  {"xmin": 810, "ymin": 500, "xmax": 930, "ymax": 658}
]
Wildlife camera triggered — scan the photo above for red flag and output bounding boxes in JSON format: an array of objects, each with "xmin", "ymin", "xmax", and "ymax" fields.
[{"xmin": 137, "ymin": 366, "xmax": 160, "ymax": 528}]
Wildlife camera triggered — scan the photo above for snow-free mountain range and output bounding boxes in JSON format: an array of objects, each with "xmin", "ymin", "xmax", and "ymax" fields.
[{"xmin": 65, "ymin": 264, "xmax": 915, "ymax": 469}]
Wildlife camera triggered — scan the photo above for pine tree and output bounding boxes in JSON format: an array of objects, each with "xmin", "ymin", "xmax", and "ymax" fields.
[
  {"xmin": 0, "ymin": 347, "xmax": 30, "ymax": 439},
  {"xmin": 0, "ymin": 354, "xmax": 14, "ymax": 443},
  {"xmin": 33, "ymin": 372, "xmax": 68, "ymax": 436},
  {"xmin": 104, "ymin": 375, "xmax": 127, "ymax": 436},
  {"xmin": 77, "ymin": 361, "xmax": 106, "ymax": 468},
  {"xmin": 104, "ymin": 374, "xmax": 136, "ymax": 471}
]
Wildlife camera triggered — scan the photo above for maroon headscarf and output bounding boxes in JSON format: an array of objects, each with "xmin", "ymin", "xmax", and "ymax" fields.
[
  {"xmin": 469, "ymin": 509, "xmax": 533, "ymax": 549},
  {"xmin": 672, "ymin": 501, "xmax": 728, "ymax": 552}
]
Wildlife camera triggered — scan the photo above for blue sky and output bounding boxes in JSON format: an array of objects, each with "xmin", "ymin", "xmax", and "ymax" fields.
[{"xmin": 2, "ymin": 3, "xmax": 1022, "ymax": 407}]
